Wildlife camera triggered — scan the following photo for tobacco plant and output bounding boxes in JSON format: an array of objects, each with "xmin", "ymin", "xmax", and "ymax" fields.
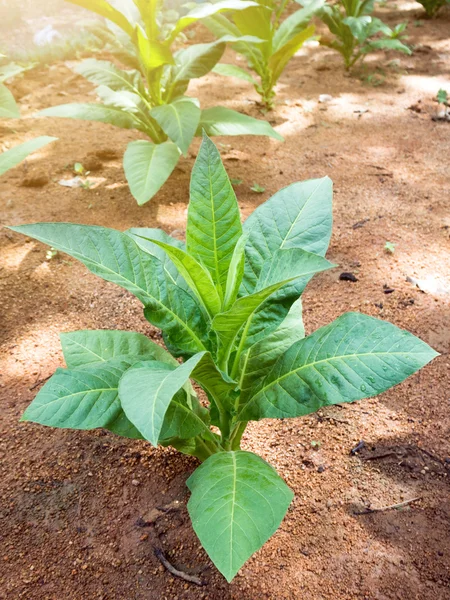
[
  {"xmin": 304, "ymin": 0, "xmax": 411, "ymax": 69},
  {"xmin": 11, "ymin": 136, "xmax": 437, "ymax": 582},
  {"xmin": 205, "ymin": 0, "xmax": 320, "ymax": 109},
  {"xmin": 37, "ymin": 0, "xmax": 281, "ymax": 205},
  {"xmin": 0, "ymin": 62, "xmax": 57, "ymax": 176},
  {"xmin": 415, "ymin": 0, "xmax": 450, "ymax": 17}
]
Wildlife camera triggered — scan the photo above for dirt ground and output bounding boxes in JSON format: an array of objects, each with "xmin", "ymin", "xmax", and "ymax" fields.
[{"xmin": 1, "ymin": 3, "xmax": 449, "ymax": 599}]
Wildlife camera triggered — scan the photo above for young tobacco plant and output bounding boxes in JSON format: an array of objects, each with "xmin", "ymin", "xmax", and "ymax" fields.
[
  {"xmin": 38, "ymin": 0, "xmax": 281, "ymax": 204},
  {"xmin": 303, "ymin": 0, "xmax": 411, "ymax": 69},
  {"xmin": 0, "ymin": 62, "xmax": 57, "ymax": 176},
  {"xmin": 11, "ymin": 136, "xmax": 437, "ymax": 582},
  {"xmin": 205, "ymin": 0, "xmax": 321, "ymax": 109}
]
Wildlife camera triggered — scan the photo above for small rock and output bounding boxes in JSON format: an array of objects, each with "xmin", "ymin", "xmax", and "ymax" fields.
[
  {"xmin": 131, "ymin": 479, "xmax": 140, "ymax": 486},
  {"xmin": 319, "ymin": 94, "xmax": 333, "ymax": 103},
  {"xmin": 339, "ymin": 272, "xmax": 358, "ymax": 282}
]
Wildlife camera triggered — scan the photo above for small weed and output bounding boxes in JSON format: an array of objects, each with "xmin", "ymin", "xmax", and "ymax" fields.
[
  {"xmin": 231, "ymin": 178, "xmax": 243, "ymax": 186},
  {"xmin": 384, "ymin": 241, "xmax": 395, "ymax": 254},
  {"xmin": 250, "ymin": 183, "xmax": 265, "ymax": 193},
  {"xmin": 45, "ymin": 247, "xmax": 58, "ymax": 260}
]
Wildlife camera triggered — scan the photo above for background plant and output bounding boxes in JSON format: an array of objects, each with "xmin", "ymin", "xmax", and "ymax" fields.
[
  {"xmin": 303, "ymin": 0, "xmax": 411, "ymax": 69},
  {"xmin": 0, "ymin": 60, "xmax": 57, "ymax": 176},
  {"xmin": 415, "ymin": 0, "xmax": 450, "ymax": 17},
  {"xmin": 39, "ymin": 0, "xmax": 281, "ymax": 204},
  {"xmin": 10, "ymin": 135, "xmax": 437, "ymax": 582},
  {"xmin": 205, "ymin": 0, "xmax": 321, "ymax": 109}
]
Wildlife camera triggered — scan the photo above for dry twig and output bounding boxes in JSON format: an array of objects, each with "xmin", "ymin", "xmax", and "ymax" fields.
[
  {"xmin": 354, "ymin": 497, "xmax": 421, "ymax": 515},
  {"xmin": 154, "ymin": 547, "xmax": 204, "ymax": 586}
]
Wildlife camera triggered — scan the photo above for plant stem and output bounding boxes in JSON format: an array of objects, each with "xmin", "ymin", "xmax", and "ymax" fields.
[{"xmin": 229, "ymin": 421, "xmax": 248, "ymax": 450}]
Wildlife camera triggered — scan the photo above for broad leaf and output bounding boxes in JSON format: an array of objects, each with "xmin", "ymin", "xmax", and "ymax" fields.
[
  {"xmin": 60, "ymin": 329, "xmax": 177, "ymax": 369},
  {"xmin": 123, "ymin": 140, "xmax": 180, "ymax": 205},
  {"xmin": 136, "ymin": 235, "xmax": 222, "ymax": 316},
  {"xmin": 74, "ymin": 59, "xmax": 144, "ymax": 94},
  {"xmin": 273, "ymin": 0, "xmax": 322, "ymax": 51},
  {"xmin": 151, "ymin": 97, "xmax": 201, "ymax": 155},
  {"xmin": 238, "ymin": 312, "xmax": 439, "ymax": 421},
  {"xmin": 167, "ymin": 0, "xmax": 258, "ymax": 42},
  {"xmin": 38, "ymin": 103, "xmax": 149, "ymax": 133},
  {"xmin": 269, "ymin": 25, "xmax": 315, "ymax": 86},
  {"xmin": 0, "ymin": 136, "xmax": 57, "ymax": 177},
  {"xmin": 242, "ymin": 177, "xmax": 332, "ymax": 294},
  {"xmin": 213, "ymin": 248, "xmax": 333, "ymax": 360},
  {"xmin": 212, "ymin": 63, "xmax": 257, "ymax": 85},
  {"xmin": 134, "ymin": 23, "xmax": 175, "ymax": 72},
  {"xmin": 9, "ymin": 223, "xmax": 208, "ymax": 355},
  {"xmin": 0, "ymin": 83, "xmax": 20, "ymax": 118},
  {"xmin": 0, "ymin": 63, "xmax": 33, "ymax": 83},
  {"xmin": 119, "ymin": 354, "xmax": 207, "ymax": 445},
  {"xmin": 21, "ymin": 358, "xmax": 145, "ymax": 439},
  {"xmin": 238, "ymin": 298, "xmax": 304, "ymax": 394},
  {"xmin": 65, "ymin": 0, "xmax": 135, "ymax": 37},
  {"xmin": 187, "ymin": 450, "xmax": 293, "ymax": 582},
  {"xmin": 197, "ymin": 106, "xmax": 283, "ymax": 140},
  {"xmin": 187, "ymin": 133, "xmax": 242, "ymax": 295}
]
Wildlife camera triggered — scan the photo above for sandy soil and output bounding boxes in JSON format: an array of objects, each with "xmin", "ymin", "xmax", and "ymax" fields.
[{"xmin": 0, "ymin": 3, "xmax": 449, "ymax": 599}]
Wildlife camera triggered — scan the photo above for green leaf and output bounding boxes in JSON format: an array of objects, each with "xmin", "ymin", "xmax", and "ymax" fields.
[
  {"xmin": 212, "ymin": 63, "xmax": 257, "ymax": 85},
  {"xmin": 0, "ymin": 136, "xmax": 57, "ymax": 177},
  {"xmin": 187, "ymin": 450, "xmax": 293, "ymax": 582},
  {"xmin": 60, "ymin": 329, "xmax": 178, "ymax": 369},
  {"xmin": 437, "ymin": 89, "xmax": 448, "ymax": 104},
  {"xmin": 273, "ymin": 0, "xmax": 323, "ymax": 51},
  {"xmin": 239, "ymin": 298, "xmax": 304, "ymax": 394},
  {"xmin": 123, "ymin": 140, "xmax": 181, "ymax": 205},
  {"xmin": 167, "ymin": 0, "xmax": 259, "ymax": 42},
  {"xmin": 223, "ymin": 232, "xmax": 249, "ymax": 311},
  {"xmin": 9, "ymin": 224, "xmax": 208, "ymax": 356},
  {"xmin": 242, "ymin": 177, "xmax": 332, "ymax": 294},
  {"xmin": 151, "ymin": 97, "xmax": 201, "ymax": 155},
  {"xmin": 213, "ymin": 248, "xmax": 333, "ymax": 360},
  {"xmin": 134, "ymin": 23, "xmax": 175, "ymax": 72},
  {"xmin": 38, "ymin": 103, "xmax": 148, "ymax": 133},
  {"xmin": 238, "ymin": 312, "xmax": 439, "ymax": 422},
  {"xmin": 197, "ymin": 106, "xmax": 283, "ymax": 140},
  {"xmin": 268, "ymin": 25, "xmax": 315, "ymax": 86},
  {"xmin": 21, "ymin": 358, "xmax": 146, "ymax": 439},
  {"xmin": 0, "ymin": 62, "xmax": 33, "ymax": 83},
  {"xmin": 0, "ymin": 83, "xmax": 20, "ymax": 118},
  {"xmin": 65, "ymin": 0, "xmax": 135, "ymax": 37},
  {"xmin": 187, "ymin": 133, "xmax": 243, "ymax": 295},
  {"xmin": 135, "ymin": 234, "xmax": 222, "ymax": 316},
  {"xmin": 366, "ymin": 38, "xmax": 411, "ymax": 55},
  {"xmin": 119, "ymin": 353, "xmax": 208, "ymax": 445},
  {"xmin": 74, "ymin": 59, "xmax": 144, "ymax": 94}
]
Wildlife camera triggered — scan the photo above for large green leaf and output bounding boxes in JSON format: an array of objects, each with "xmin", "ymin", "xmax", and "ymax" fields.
[
  {"xmin": 65, "ymin": 0, "xmax": 134, "ymax": 37},
  {"xmin": 9, "ymin": 223, "xmax": 208, "ymax": 355},
  {"xmin": 21, "ymin": 358, "xmax": 145, "ymax": 439},
  {"xmin": 60, "ymin": 329, "xmax": 177, "ymax": 369},
  {"xmin": 242, "ymin": 177, "xmax": 332, "ymax": 294},
  {"xmin": 213, "ymin": 248, "xmax": 333, "ymax": 361},
  {"xmin": 0, "ymin": 136, "xmax": 57, "ymax": 177},
  {"xmin": 187, "ymin": 450, "xmax": 293, "ymax": 582},
  {"xmin": 118, "ymin": 354, "xmax": 206, "ymax": 445},
  {"xmin": 238, "ymin": 312, "xmax": 439, "ymax": 421},
  {"xmin": 167, "ymin": 0, "xmax": 258, "ymax": 42},
  {"xmin": 238, "ymin": 298, "xmax": 304, "ymax": 394},
  {"xmin": 0, "ymin": 83, "xmax": 20, "ymax": 118},
  {"xmin": 38, "ymin": 103, "xmax": 149, "ymax": 133},
  {"xmin": 123, "ymin": 140, "xmax": 181, "ymax": 205},
  {"xmin": 187, "ymin": 133, "xmax": 243, "ymax": 296},
  {"xmin": 151, "ymin": 97, "xmax": 201, "ymax": 155},
  {"xmin": 197, "ymin": 106, "xmax": 283, "ymax": 140},
  {"xmin": 134, "ymin": 23, "xmax": 175, "ymax": 72},
  {"xmin": 74, "ymin": 59, "xmax": 144, "ymax": 94},
  {"xmin": 268, "ymin": 25, "xmax": 315, "ymax": 86},
  {"xmin": 273, "ymin": 0, "xmax": 322, "ymax": 51},
  {"xmin": 135, "ymin": 235, "xmax": 222, "ymax": 316}
]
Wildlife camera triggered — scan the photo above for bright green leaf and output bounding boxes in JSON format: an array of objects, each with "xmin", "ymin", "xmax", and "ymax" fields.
[
  {"xmin": 123, "ymin": 140, "xmax": 181, "ymax": 205},
  {"xmin": 151, "ymin": 97, "xmax": 201, "ymax": 155},
  {"xmin": 238, "ymin": 312, "xmax": 439, "ymax": 421},
  {"xmin": 187, "ymin": 451, "xmax": 293, "ymax": 582},
  {"xmin": 197, "ymin": 106, "xmax": 283, "ymax": 140}
]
